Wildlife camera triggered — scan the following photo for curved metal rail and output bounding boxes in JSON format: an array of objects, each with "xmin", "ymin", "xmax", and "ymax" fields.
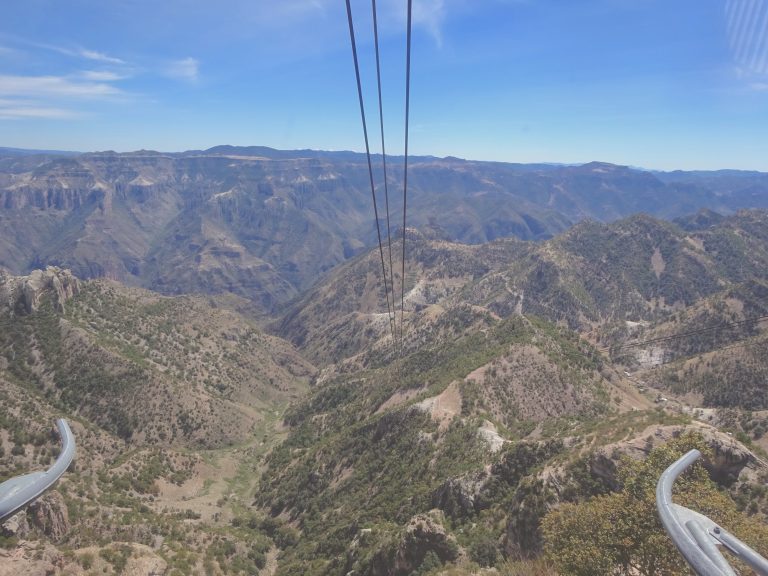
[
  {"xmin": 657, "ymin": 449, "xmax": 768, "ymax": 576},
  {"xmin": 0, "ymin": 419, "xmax": 76, "ymax": 523}
]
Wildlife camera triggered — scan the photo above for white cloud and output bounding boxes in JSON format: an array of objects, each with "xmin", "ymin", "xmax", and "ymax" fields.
[
  {"xmin": 80, "ymin": 70, "xmax": 128, "ymax": 82},
  {"xmin": 0, "ymin": 106, "xmax": 78, "ymax": 120},
  {"xmin": 380, "ymin": 0, "xmax": 447, "ymax": 48},
  {"xmin": 20, "ymin": 39, "xmax": 127, "ymax": 65},
  {"xmin": 0, "ymin": 41, "xmax": 129, "ymax": 121},
  {"xmin": 0, "ymin": 75, "xmax": 122, "ymax": 98},
  {"xmin": 165, "ymin": 57, "xmax": 200, "ymax": 81},
  {"xmin": 78, "ymin": 49, "xmax": 126, "ymax": 65},
  {"xmin": 413, "ymin": 0, "xmax": 447, "ymax": 47},
  {"xmin": 0, "ymin": 98, "xmax": 79, "ymax": 119}
]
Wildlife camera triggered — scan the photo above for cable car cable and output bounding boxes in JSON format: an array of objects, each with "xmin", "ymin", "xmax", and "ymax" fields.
[
  {"xmin": 345, "ymin": 0, "xmax": 397, "ymax": 347},
  {"xmin": 601, "ymin": 314, "xmax": 768, "ymax": 353},
  {"xmin": 399, "ymin": 0, "xmax": 413, "ymax": 354},
  {"xmin": 371, "ymin": 0, "xmax": 397, "ymax": 342}
]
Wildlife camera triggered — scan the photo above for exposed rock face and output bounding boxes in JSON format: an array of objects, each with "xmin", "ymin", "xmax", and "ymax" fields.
[
  {"xmin": 434, "ymin": 440, "xmax": 568, "ymax": 557},
  {"xmin": 698, "ymin": 426, "xmax": 765, "ymax": 485},
  {"xmin": 0, "ymin": 267, "xmax": 80, "ymax": 316},
  {"xmin": 432, "ymin": 471, "xmax": 489, "ymax": 517},
  {"xmin": 3, "ymin": 147, "xmax": 767, "ymax": 316},
  {"xmin": 499, "ymin": 424, "xmax": 767, "ymax": 559},
  {"xmin": 589, "ymin": 423, "xmax": 767, "ymax": 488},
  {"xmin": 370, "ymin": 512, "xmax": 459, "ymax": 576},
  {"xmin": 27, "ymin": 491, "xmax": 70, "ymax": 543},
  {"xmin": 503, "ymin": 477, "xmax": 557, "ymax": 559},
  {"xmin": 0, "ymin": 510, "xmax": 30, "ymax": 539},
  {"xmin": 478, "ymin": 420, "xmax": 507, "ymax": 453},
  {"xmin": 395, "ymin": 513, "xmax": 459, "ymax": 575},
  {"xmin": 0, "ymin": 541, "xmax": 62, "ymax": 576}
]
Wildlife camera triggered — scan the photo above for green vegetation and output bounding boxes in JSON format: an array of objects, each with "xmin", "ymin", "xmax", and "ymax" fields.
[
  {"xmin": 255, "ymin": 308, "xmax": 619, "ymax": 574},
  {"xmin": 543, "ymin": 433, "xmax": 768, "ymax": 575},
  {"xmin": 99, "ymin": 544, "xmax": 133, "ymax": 573},
  {"xmin": 4, "ymin": 211, "xmax": 768, "ymax": 575}
]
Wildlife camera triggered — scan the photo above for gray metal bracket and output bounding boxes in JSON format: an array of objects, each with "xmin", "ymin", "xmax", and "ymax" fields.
[
  {"xmin": 0, "ymin": 419, "xmax": 76, "ymax": 523},
  {"xmin": 657, "ymin": 449, "xmax": 768, "ymax": 576}
]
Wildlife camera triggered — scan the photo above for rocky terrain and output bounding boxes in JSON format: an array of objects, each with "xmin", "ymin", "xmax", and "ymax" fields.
[
  {"xmin": 0, "ymin": 268, "xmax": 316, "ymax": 574},
  {"xmin": 1, "ymin": 149, "xmax": 768, "ymax": 575},
  {"xmin": 248, "ymin": 211, "xmax": 768, "ymax": 575},
  {"xmin": 2, "ymin": 147, "xmax": 768, "ymax": 316},
  {"xmin": 276, "ymin": 211, "xmax": 768, "ymax": 369}
]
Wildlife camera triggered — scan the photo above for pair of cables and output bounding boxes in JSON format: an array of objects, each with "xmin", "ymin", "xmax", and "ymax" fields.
[
  {"xmin": 601, "ymin": 314, "xmax": 768, "ymax": 354},
  {"xmin": 345, "ymin": 0, "xmax": 412, "ymax": 356}
]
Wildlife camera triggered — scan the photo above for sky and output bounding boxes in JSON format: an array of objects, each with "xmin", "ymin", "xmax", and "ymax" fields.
[{"xmin": 1, "ymin": 0, "xmax": 767, "ymax": 170}]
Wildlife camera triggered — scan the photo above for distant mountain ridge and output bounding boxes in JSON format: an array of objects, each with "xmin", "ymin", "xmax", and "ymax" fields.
[
  {"xmin": 1, "ymin": 145, "xmax": 767, "ymax": 314},
  {"xmin": 275, "ymin": 210, "xmax": 768, "ymax": 365},
  {"xmin": 0, "ymin": 146, "xmax": 81, "ymax": 157}
]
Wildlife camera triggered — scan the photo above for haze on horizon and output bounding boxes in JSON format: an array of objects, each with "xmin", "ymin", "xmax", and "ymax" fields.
[{"xmin": 1, "ymin": 0, "xmax": 768, "ymax": 172}]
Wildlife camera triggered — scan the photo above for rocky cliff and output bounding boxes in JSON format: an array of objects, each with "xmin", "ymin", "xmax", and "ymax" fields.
[
  {"xmin": 2, "ymin": 147, "xmax": 767, "ymax": 315},
  {"xmin": 0, "ymin": 266, "xmax": 79, "ymax": 316}
]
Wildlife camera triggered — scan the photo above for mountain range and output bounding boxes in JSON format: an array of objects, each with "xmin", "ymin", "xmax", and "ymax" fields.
[
  {"xmin": 2, "ymin": 146, "xmax": 768, "ymax": 316},
  {"xmin": 2, "ymin": 146, "xmax": 768, "ymax": 575}
]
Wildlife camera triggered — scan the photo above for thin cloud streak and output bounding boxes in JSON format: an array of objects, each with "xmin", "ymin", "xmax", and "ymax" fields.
[
  {"xmin": 80, "ymin": 70, "xmax": 129, "ymax": 82},
  {"xmin": 78, "ymin": 49, "xmax": 125, "ymax": 64},
  {"xmin": 0, "ymin": 106, "xmax": 78, "ymax": 119},
  {"xmin": 378, "ymin": 0, "xmax": 447, "ymax": 47},
  {"xmin": 0, "ymin": 35, "xmax": 127, "ymax": 66},
  {"xmin": 0, "ymin": 98, "xmax": 79, "ymax": 119},
  {"xmin": 0, "ymin": 75, "xmax": 123, "ymax": 98},
  {"xmin": 413, "ymin": 0, "xmax": 446, "ymax": 47},
  {"xmin": 0, "ymin": 45, "xmax": 20, "ymax": 57},
  {"xmin": 0, "ymin": 34, "xmax": 192, "ymax": 126}
]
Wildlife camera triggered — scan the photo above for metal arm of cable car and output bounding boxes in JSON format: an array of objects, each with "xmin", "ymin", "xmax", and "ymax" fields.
[
  {"xmin": 0, "ymin": 419, "xmax": 76, "ymax": 523},
  {"xmin": 657, "ymin": 448, "xmax": 768, "ymax": 576}
]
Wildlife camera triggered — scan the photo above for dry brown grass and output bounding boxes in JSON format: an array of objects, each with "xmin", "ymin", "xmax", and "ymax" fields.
[
  {"xmin": 498, "ymin": 558, "xmax": 560, "ymax": 576},
  {"xmin": 434, "ymin": 558, "xmax": 559, "ymax": 576}
]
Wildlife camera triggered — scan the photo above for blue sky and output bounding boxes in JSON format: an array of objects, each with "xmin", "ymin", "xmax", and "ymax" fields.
[{"xmin": 1, "ymin": 0, "xmax": 767, "ymax": 170}]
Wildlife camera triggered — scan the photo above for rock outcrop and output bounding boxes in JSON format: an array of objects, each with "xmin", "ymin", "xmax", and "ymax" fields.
[
  {"xmin": 499, "ymin": 423, "xmax": 768, "ymax": 558},
  {"xmin": 0, "ymin": 510, "xmax": 30, "ymax": 540},
  {"xmin": 589, "ymin": 423, "xmax": 767, "ymax": 489},
  {"xmin": 27, "ymin": 491, "xmax": 70, "ymax": 543},
  {"xmin": 369, "ymin": 512, "xmax": 460, "ymax": 576},
  {"xmin": 432, "ymin": 471, "xmax": 489, "ymax": 517},
  {"xmin": 0, "ymin": 267, "xmax": 80, "ymax": 316},
  {"xmin": 0, "ymin": 541, "xmax": 62, "ymax": 576}
]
